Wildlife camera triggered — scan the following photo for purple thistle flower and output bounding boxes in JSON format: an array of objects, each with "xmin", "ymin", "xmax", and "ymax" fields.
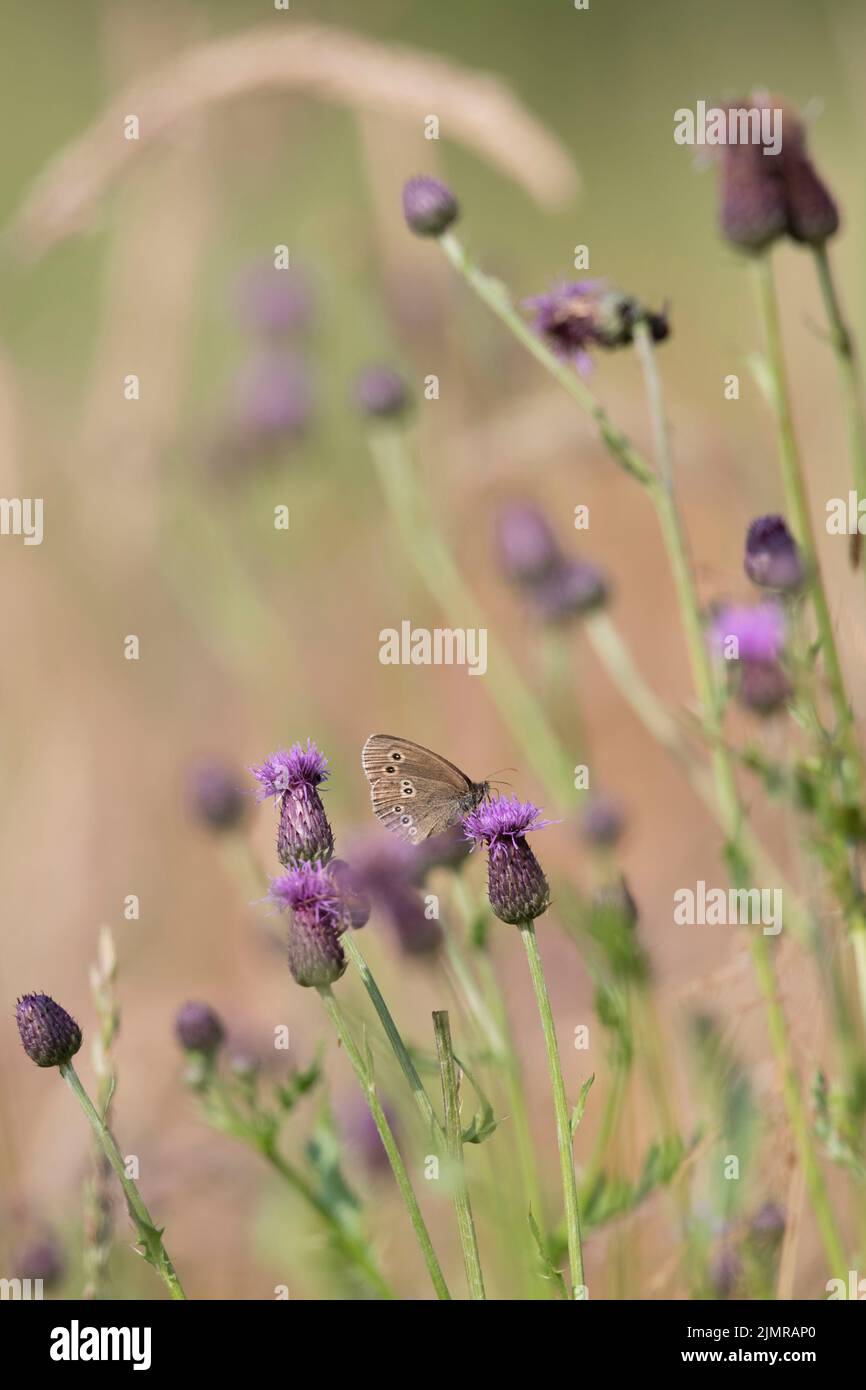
[
  {"xmin": 14, "ymin": 1236, "xmax": 66, "ymax": 1289},
  {"xmin": 231, "ymin": 353, "xmax": 313, "ymax": 450},
  {"xmin": 402, "ymin": 175, "xmax": 459, "ymax": 237},
  {"xmin": 784, "ymin": 152, "xmax": 839, "ymax": 245},
  {"xmin": 496, "ymin": 502, "xmax": 561, "ymax": 587},
  {"xmin": 347, "ymin": 833, "xmax": 443, "ymax": 955},
  {"xmin": 269, "ymin": 862, "xmax": 348, "ymax": 988},
  {"xmin": 250, "ymin": 742, "xmax": 334, "ymax": 866},
  {"xmin": 175, "ymin": 1001, "xmax": 225, "ymax": 1056},
  {"xmin": 581, "ymin": 796, "xmax": 626, "ymax": 849},
  {"xmin": 737, "ymin": 660, "xmax": 792, "ymax": 715},
  {"xmin": 411, "ymin": 825, "xmax": 473, "ymax": 880},
  {"xmin": 463, "ymin": 796, "xmax": 552, "ymax": 925},
  {"xmin": 711, "ymin": 601, "xmax": 785, "ymax": 664},
  {"xmin": 233, "ymin": 260, "xmax": 315, "ymax": 338},
  {"xmin": 353, "ymin": 366, "xmax": 410, "ymax": 419},
  {"xmin": 526, "ymin": 281, "xmax": 669, "ymax": 371},
  {"xmin": 530, "ymin": 558, "xmax": 609, "ymax": 623},
  {"xmin": 744, "ymin": 515, "xmax": 804, "ymax": 592},
  {"xmin": 16, "ymin": 994, "xmax": 82, "ymax": 1069},
  {"xmin": 186, "ymin": 759, "xmax": 247, "ymax": 833}
]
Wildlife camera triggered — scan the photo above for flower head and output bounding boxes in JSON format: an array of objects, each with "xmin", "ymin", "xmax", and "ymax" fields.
[
  {"xmin": 711, "ymin": 601, "xmax": 785, "ymax": 664},
  {"xmin": 269, "ymin": 862, "xmax": 349, "ymax": 988},
  {"xmin": 233, "ymin": 260, "xmax": 315, "ymax": 337},
  {"xmin": 187, "ymin": 759, "xmax": 247, "ymax": 833},
  {"xmin": 751, "ymin": 1201, "xmax": 786, "ymax": 1242},
  {"xmin": 231, "ymin": 353, "xmax": 313, "ymax": 450},
  {"xmin": 329, "ymin": 858, "xmax": 372, "ymax": 930},
  {"xmin": 251, "ymin": 742, "xmax": 334, "ymax": 866},
  {"xmin": 347, "ymin": 832, "xmax": 443, "ymax": 955},
  {"xmin": 530, "ymin": 558, "xmax": 609, "ymax": 623},
  {"xmin": 16, "ymin": 994, "xmax": 82, "ymax": 1068},
  {"xmin": 250, "ymin": 742, "xmax": 329, "ymax": 800},
  {"xmin": 496, "ymin": 502, "xmax": 561, "ymax": 587},
  {"xmin": 581, "ymin": 796, "xmax": 626, "ymax": 848},
  {"xmin": 464, "ymin": 796, "xmax": 552, "ymax": 925},
  {"xmin": 14, "ymin": 1236, "xmax": 66, "ymax": 1289},
  {"xmin": 744, "ymin": 515, "xmax": 804, "ymax": 591},
  {"xmin": 353, "ymin": 366, "xmax": 410, "ymax": 419},
  {"xmin": 402, "ymin": 176, "xmax": 459, "ymax": 237},
  {"xmin": 526, "ymin": 281, "xmax": 668, "ymax": 372},
  {"xmin": 736, "ymin": 660, "xmax": 792, "ymax": 716},
  {"xmin": 175, "ymin": 1001, "xmax": 225, "ymax": 1056}
]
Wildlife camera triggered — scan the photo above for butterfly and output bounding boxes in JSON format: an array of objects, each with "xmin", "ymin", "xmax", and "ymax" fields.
[{"xmin": 361, "ymin": 734, "xmax": 490, "ymax": 843}]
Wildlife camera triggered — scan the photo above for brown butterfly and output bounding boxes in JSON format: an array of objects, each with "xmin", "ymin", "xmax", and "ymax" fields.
[{"xmin": 361, "ymin": 734, "xmax": 490, "ymax": 843}]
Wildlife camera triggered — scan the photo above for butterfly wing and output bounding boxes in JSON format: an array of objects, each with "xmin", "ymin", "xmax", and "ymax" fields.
[{"xmin": 362, "ymin": 733, "xmax": 476, "ymax": 843}]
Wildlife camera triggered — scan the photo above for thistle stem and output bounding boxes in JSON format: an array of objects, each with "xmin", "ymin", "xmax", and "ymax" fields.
[
  {"xmin": 316, "ymin": 986, "xmax": 451, "ymax": 1300},
  {"xmin": 432, "ymin": 1010, "xmax": 486, "ymax": 1299},
  {"xmin": 519, "ymin": 921, "xmax": 586, "ymax": 1298},
  {"xmin": 60, "ymin": 1062, "xmax": 187, "ymax": 1300},
  {"xmin": 811, "ymin": 242, "xmax": 866, "ymax": 565}
]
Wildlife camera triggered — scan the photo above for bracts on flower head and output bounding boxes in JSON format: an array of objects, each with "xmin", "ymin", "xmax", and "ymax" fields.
[
  {"xmin": 463, "ymin": 796, "xmax": 552, "ymax": 926},
  {"xmin": 402, "ymin": 176, "xmax": 459, "ymax": 237},
  {"xmin": 250, "ymin": 741, "xmax": 334, "ymax": 867},
  {"xmin": 269, "ymin": 862, "xmax": 351, "ymax": 988},
  {"xmin": 16, "ymin": 994, "xmax": 82, "ymax": 1068}
]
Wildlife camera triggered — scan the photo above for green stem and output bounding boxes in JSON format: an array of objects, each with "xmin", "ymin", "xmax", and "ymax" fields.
[
  {"xmin": 316, "ymin": 986, "xmax": 451, "ymax": 1300},
  {"xmin": 432, "ymin": 1010, "xmax": 486, "ymax": 1299},
  {"xmin": 341, "ymin": 932, "xmax": 443, "ymax": 1144},
  {"xmin": 812, "ymin": 242, "xmax": 866, "ymax": 557},
  {"xmin": 60, "ymin": 1062, "xmax": 187, "ymax": 1300},
  {"xmin": 368, "ymin": 425, "xmax": 575, "ymax": 808},
  {"xmin": 519, "ymin": 921, "xmax": 586, "ymax": 1298}
]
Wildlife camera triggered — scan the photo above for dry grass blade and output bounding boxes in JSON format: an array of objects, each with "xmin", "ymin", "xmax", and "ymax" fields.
[{"xmin": 8, "ymin": 22, "xmax": 579, "ymax": 258}]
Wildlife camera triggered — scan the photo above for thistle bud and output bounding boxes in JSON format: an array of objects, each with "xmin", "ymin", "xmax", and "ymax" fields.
[
  {"xmin": 531, "ymin": 558, "xmax": 609, "ymax": 624},
  {"xmin": 463, "ymin": 796, "xmax": 552, "ymax": 925},
  {"xmin": 175, "ymin": 1001, "xmax": 225, "ymax": 1056},
  {"xmin": 744, "ymin": 515, "xmax": 804, "ymax": 591},
  {"xmin": 353, "ymin": 366, "xmax": 410, "ymax": 419},
  {"xmin": 737, "ymin": 660, "xmax": 792, "ymax": 715},
  {"xmin": 581, "ymin": 796, "xmax": 626, "ymax": 848},
  {"xmin": 495, "ymin": 502, "xmax": 561, "ymax": 586},
  {"xmin": 783, "ymin": 153, "xmax": 839, "ymax": 245},
  {"xmin": 402, "ymin": 176, "xmax": 459, "ymax": 237},
  {"xmin": 719, "ymin": 143, "xmax": 787, "ymax": 252},
  {"xmin": 16, "ymin": 994, "xmax": 82, "ymax": 1069},
  {"xmin": 187, "ymin": 759, "xmax": 247, "ymax": 833}
]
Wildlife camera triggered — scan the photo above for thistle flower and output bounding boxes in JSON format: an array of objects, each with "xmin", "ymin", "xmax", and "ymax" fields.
[
  {"xmin": 250, "ymin": 742, "xmax": 334, "ymax": 867},
  {"xmin": 16, "ymin": 994, "xmax": 82, "ymax": 1068},
  {"xmin": 348, "ymin": 833, "xmax": 443, "ymax": 955},
  {"xmin": 495, "ymin": 502, "xmax": 561, "ymax": 586},
  {"xmin": 530, "ymin": 558, "xmax": 609, "ymax": 623},
  {"xmin": 233, "ymin": 260, "xmax": 315, "ymax": 338},
  {"xmin": 353, "ymin": 366, "xmax": 410, "ymax": 419},
  {"xmin": 412, "ymin": 824, "xmax": 473, "ymax": 880},
  {"xmin": 751, "ymin": 1201, "xmax": 786, "ymax": 1243},
  {"xmin": 581, "ymin": 796, "xmax": 626, "ymax": 848},
  {"xmin": 463, "ymin": 796, "xmax": 552, "ymax": 925},
  {"xmin": 269, "ymin": 862, "xmax": 348, "ymax": 987},
  {"xmin": 711, "ymin": 601, "xmax": 785, "ymax": 664},
  {"xmin": 175, "ymin": 1001, "xmax": 225, "ymax": 1057},
  {"xmin": 14, "ymin": 1235, "xmax": 66, "ymax": 1289},
  {"xmin": 525, "ymin": 281, "xmax": 669, "ymax": 372},
  {"xmin": 718, "ymin": 96, "xmax": 839, "ymax": 251},
  {"xmin": 744, "ymin": 515, "xmax": 804, "ymax": 591},
  {"xmin": 186, "ymin": 759, "xmax": 247, "ymax": 833},
  {"xmin": 231, "ymin": 353, "xmax": 313, "ymax": 451},
  {"xmin": 737, "ymin": 659, "xmax": 792, "ymax": 715},
  {"xmin": 402, "ymin": 175, "xmax": 459, "ymax": 237}
]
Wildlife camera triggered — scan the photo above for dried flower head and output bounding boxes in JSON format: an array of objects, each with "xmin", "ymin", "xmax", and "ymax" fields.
[
  {"xmin": 463, "ymin": 796, "xmax": 552, "ymax": 925},
  {"xmin": 269, "ymin": 862, "xmax": 349, "ymax": 988},
  {"xmin": 175, "ymin": 1001, "xmax": 225, "ymax": 1056},
  {"xmin": 526, "ymin": 280, "xmax": 669, "ymax": 372},
  {"xmin": 250, "ymin": 742, "xmax": 334, "ymax": 866},
  {"xmin": 402, "ymin": 176, "xmax": 459, "ymax": 237},
  {"xmin": 744, "ymin": 515, "xmax": 804, "ymax": 591},
  {"xmin": 16, "ymin": 994, "xmax": 82, "ymax": 1068}
]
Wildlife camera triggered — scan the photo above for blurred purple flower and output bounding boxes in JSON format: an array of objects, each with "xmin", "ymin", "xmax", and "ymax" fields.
[
  {"xmin": 15, "ymin": 1236, "xmax": 65, "ymax": 1289},
  {"xmin": 186, "ymin": 758, "xmax": 246, "ymax": 833},
  {"xmin": 581, "ymin": 796, "xmax": 626, "ymax": 848},
  {"xmin": 737, "ymin": 660, "xmax": 792, "ymax": 715},
  {"xmin": 530, "ymin": 558, "xmax": 609, "ymax": 623},
  {"xmin": 402, "ymin": 175, "xmax": 459, "ymax": 237},
  {"xmin": 175, "ymin": 1001, "xmax": 225, "ymax": 1056},
  {"xmin": 353, "ymin": 366, "xmax": 410, "ymax": 419},
  {"xmin": 496, "ymin": 502, "xmax": 561, "ymax": 586},
  {"xmin": 711, "ymin": 601, "xmax": 785, "ymax": 663},
  {"xmin": 233, "ymin": 260, "xmax": 315, "ymax": 337},
  {"xmin": 525, "ymin": 280, "xmax": 669, "ymax": 371},
  {"xmin": 744, "ymin": 515, "xmax": 804, "ymax": 591},
  {"xmin": 340, "ymin": 1093, "xmax": 397, "ymax": 1174},
  {"xmin": 231, "ymin": 353, "xmax": 312, "ymax": 450},
  {"xmin": 348, "ymin": 832, "xmax": 443, "ymax": 956}
]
